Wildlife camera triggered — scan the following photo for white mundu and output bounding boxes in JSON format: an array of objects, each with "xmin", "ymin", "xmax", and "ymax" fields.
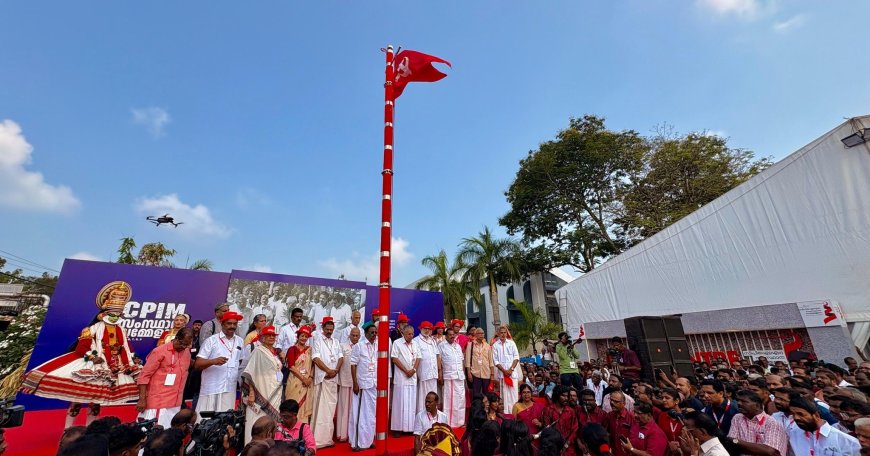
[
  {"xmin": 349, "ymin": 338, "xmax": 377, "ymax": 449},
  {"xmin": 413, "ymin": 334, "xmax": 440, "ymax": 412},
  {"xmin": 390, "ymin": 338, "xmax": 420, "ymax": 432},
  {"xmin": 492, "ymin": 337, "xmax": 520, "ymax": 415},
  {"xmin": 438, "ymin": 339, "xmax": 466, "ymax": 427},
  {"xmin": 335, "ymin": 341, "xmax": 354, "ymax": 442},
  {"xmin": 311, "ymin": 332, "xmax": 343, "ymax": 448}
]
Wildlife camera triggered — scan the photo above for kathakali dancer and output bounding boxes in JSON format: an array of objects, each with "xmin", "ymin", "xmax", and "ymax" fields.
[{"xmin": 20, "ymin": 281, "xmax": 141, "ymax": 428}]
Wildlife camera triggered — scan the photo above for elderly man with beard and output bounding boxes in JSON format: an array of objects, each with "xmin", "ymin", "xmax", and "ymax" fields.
[
  {"xmin": 194, "ymin": 311, "xmax": 245, "ymax": 418},
  {"xmin": 437, "ymin": 326, "xmax": 466, "ymax": 427},
  {"xmin": 726, "ymin": 390, "xmax": 788, "ymax": 456},
  {"xmin": 492, "ymin": 325, "xmax": 521, "ymax": 415},
  {"xmin": 137, "ymin": 328, "xmax": 194, "ymax": 428},
  {"xmin": 310, "ymin": 316, "xmax": 343, "ymax": 448},
  {"xmin": 335, "ymin": 326, "xmax": 360, "ymax": 443},
  {"xmin": 786, "ymin": 397, "xmax": 860, "ymax": 455},
  {"xmin": 350, "ymin": 322, "xmax": 379, "ymax": 451},
  {"xmin": 413, "ymin": 321, "xmax": 441, "ymax": 413}
]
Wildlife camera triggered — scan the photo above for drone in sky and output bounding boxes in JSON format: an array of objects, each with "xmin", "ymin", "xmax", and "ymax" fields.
[{"xmin": 146, "ymin": 214, "xmax": 184, "ymax": 228}]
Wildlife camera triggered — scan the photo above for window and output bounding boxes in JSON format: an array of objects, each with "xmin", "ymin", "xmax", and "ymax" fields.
[
  {"xmin": 547, "ymin": 305, "xmax": 562, "ymax": 325},
  {"xmin": 506, "ymin": 286, "xmax": 515, "ymax": 302},
  {"xmin": 523, "ymin": 280, "xmax": 532, "ymax": 305}
]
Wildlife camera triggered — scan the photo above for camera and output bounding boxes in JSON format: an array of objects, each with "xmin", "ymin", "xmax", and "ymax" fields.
[
  {"xmin": 189, "ymin": 410, "xmax": 245, "ymax": 456},
  {"xmin": 277, "ymin": 422, "xmax": 309, "ymax": 455},
  {"xmin": 0, "ymin": 399, "xmax": 24, "ymax": 428},
  {"xmin": 135, "ymin": 417, "xmax": 161, "ymax": 438},
  {"xmin": 607, "ymin": 348, "xmax": 621, "ymax": 358}
]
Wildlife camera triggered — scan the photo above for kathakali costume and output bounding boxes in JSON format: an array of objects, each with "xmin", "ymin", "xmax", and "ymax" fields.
[{"xmin": 20, "ymin": 281, "xmax": 141, "ymax": 426}]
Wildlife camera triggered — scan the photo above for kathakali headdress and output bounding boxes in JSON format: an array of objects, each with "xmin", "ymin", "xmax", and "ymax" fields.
[{"xmin": 96, "ymin": 281, "xmax": 132, "ymax": 314}]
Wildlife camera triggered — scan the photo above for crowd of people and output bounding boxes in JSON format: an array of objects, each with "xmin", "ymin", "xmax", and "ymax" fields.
[{"xmin": 18, "ymin": 282, "xmax": 870, "ymax": 455}]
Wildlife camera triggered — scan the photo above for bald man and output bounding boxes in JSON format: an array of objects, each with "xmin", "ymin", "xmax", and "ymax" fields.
[{"xmin": 340, "ymin": 310, "xmax": 363, "ymax": 345}]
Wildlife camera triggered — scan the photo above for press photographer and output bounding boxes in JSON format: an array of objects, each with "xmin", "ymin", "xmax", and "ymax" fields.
[
  {"xmin": 189, "ymin": 410, "xmax": 244, "ymax": 456},
  {"xmin": 609, "ymin": 336, "xmax": 641, "ymax": 388},
  {"xmin": 556, "ymin": 332, "xmax": 584, "ymax": 390}
]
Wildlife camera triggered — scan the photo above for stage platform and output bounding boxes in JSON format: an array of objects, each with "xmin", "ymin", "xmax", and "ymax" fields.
[{"xmin": 3, "ymin": 406, "xmax": 457, "ymax": 456}]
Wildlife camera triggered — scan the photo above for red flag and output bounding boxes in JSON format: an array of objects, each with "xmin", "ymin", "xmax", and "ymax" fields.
[{"xmin": 392, "ymin": 50, "xmax": 451, "ymax": 99}]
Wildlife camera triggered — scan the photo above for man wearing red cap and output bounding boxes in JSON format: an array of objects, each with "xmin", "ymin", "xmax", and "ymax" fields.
[
  {"xmin": 390, "ymin": 313, "xmax": 409, "ymax": 342},
  {"xmin": 311, "ymin": 316, "xmax": 343, "ymax": 448},
  {"xmin": 451, "ymin": 319, "xmax": 470, "ymax": 353},
  {"xmin": 194, "ymin": 311, "xmax": 245, "ymax": 419},
  {"xmin": 413, "ymin": 321, "xmax": 441, "ymax": 413}
]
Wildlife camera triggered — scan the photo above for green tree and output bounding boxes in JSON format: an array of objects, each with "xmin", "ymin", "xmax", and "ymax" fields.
[
  {"xmin": 457, "ymin": 226, "xmax": 522, "ymax": 328},
  {"xmin": 507, "ymin": 299, "xmax": 561, "ymax": 355},
  {"xmin": 619, "ymin": 132, "xmax": 771, "ymax": 241},
  {"xmin": 500, "ymin": 115, "xmax": 646, "ymax": 272},
  {"xmin": 188, "ymin": 259, "xmax": 214, "ymax": 271},
  {"xmin": 117, "ymin": 237, "xmax": 137, "ymax": 264},
  {"xmin": 0, "ymin": 303, "xmax": 48, "ymax": 398},
  {"xmin": 414, "ymin": 250, "xmax": 475, "ymax": 321}
]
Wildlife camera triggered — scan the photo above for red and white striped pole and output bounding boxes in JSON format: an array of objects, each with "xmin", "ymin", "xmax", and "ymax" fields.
[{"xmin": 375, "ymin": 44, "xmax": 395, "ymax": 455}]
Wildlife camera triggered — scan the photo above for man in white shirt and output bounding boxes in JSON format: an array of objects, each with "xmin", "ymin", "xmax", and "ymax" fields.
[
  {"xmin": 350, "ymin": 322, "xmax": 378, "ymax": 451},
  {"xmin": 492, "ymin": 326, "xmax": 520, "ymax": 415},
  {"xmin": 276, "ymin": 307, "xmax": 305, "ymax": 353},
  {"xmin": 787, "ymin": 396, "xmax": 860, "ymax": 456},
  {"xmin": 586, "ymin": 370, "xmax": 605, "ymax": 406},
  {"xmin": 339, "ymin": 310, "xmax": 362, "ymax": 345},
  {"xmin": 335, "ymin": 326, "xmax": 360, "ymax": 444},
  {"xmin": 437, "ymin": 327, "xmax": 465, "ymax": 427},
  {"xmin": 413, "ymin": 392, "xmax": 449, "ymax": 455},
  {"xmin": 413, "ymin": 321, "xmax": 441, "ymax": 412},
  {"xmin": 194, "ymin": 311, "xmax": 245, "ymax": 419},
  {"xmin": 310, "ymin": 316, "xmax": 343, "ymax": 449},
  {"xmin": 682, "ymin": 411, "xmax": 731, "ymax": 456}
]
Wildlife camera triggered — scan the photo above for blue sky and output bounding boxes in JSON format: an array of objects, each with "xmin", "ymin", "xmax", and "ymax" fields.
[{"xmin": 1, "ymin": 1, "xmax": 869, "ymax": 287}]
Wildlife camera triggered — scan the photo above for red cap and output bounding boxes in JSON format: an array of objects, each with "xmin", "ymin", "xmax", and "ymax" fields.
[
  {"xmin": 397, "ymin": 313, "xmax": 409, "ymax": 323},
  {"xmin": 372, "ymin": 308, "xmax": 381, "ymax": 317},
  {"xmin": 220, "ymin": 311, "xmax": 243, "ymax": 322},
  {"xmin": 260, "ymin": 325, "xmax": 277, "ymax": 336},
  {"xmin": 419, "ymin": 321, "xmax": 433, "ymax": 329},
  {"xmin": 450, "ymin": 319, "xmax": 464, "ymax": 328},
  {"xmin": 321, "ymin": 316, "xmax": 334, "ymax": 326},
  {"xmin": 296, "ymin": 325, "xmax": 312, "ymax": 337},
  {"xmin": 434, "ymin": 321, "xmax": 446, "ymax": 329}
]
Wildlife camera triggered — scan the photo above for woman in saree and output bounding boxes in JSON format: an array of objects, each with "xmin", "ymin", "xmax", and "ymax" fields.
[
  {"xmin": 241, "ymin": 325, "xmax": 283, "ymax": 443},
  {"xmin": 157, "ymin": 313, "xmax": 190, "ymax": 346},
  {"xmin": 284, "ymin": 325, "xmax": 314, "ymax": 423},
  {"xmin": 514, "ymin": 383, "xmax": 545, "ymax": 437}
]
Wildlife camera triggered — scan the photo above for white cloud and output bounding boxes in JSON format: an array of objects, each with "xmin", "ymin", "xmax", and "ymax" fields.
[
  {"xmin": 135, "ymin": 193, "xmax": 233, "ymax": 239},
  {"xmin": 68, "ymin": 251, "xmax": 104, "ymax": 262},
  {"xmin": 242, "ymin": 264, "xmax": 273, "ymax": 273},
  {"xmin": 318, "ymin": 237, "xmax": 414, "ymax": 283},
  {"xmin": 131, "ymin": 107, "xmax": 171, "ymax": 138},
  {"xmin": 773, "ymin": 14, "xmax": 807, "ymax": 33},
  {"xmin": 700, "ymin": 0, "xmax": 759, "ymax": 15},
  {"xmin": 0, "ymin": 119, "xmax": 80, "ymax": 214}
]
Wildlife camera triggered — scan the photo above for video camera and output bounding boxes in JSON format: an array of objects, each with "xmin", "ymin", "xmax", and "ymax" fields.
[
  {"xmin": 135, "ymin": 417, "xmax": 160, "ymax": 438},
  {"xmin": 188, "ymin": 410, "xmax": 244, "ymax": 456},
  {"xmin": 0, "ymin": 399, "xmax": 24, "ymax": 428}
]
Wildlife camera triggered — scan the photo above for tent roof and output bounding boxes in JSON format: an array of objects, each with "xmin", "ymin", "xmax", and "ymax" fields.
[{"xmin": 557, "ymin": 116, "xmax": 870, "ymax": 324}]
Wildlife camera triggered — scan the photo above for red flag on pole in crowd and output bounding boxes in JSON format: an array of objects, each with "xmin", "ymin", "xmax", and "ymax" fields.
[{"xmin": 392, "ymin": 49, "xmax": 451, "ymax": 99}]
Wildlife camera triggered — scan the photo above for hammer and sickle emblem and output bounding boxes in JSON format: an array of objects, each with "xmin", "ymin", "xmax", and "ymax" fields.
[{"xmin": 396, "ymin": 56, "xmax": 412, "ymax": 80}]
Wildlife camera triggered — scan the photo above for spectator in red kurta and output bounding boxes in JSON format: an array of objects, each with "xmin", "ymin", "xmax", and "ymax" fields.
[
  {"xmin": 137, "ymin": 328, "xmax": 193, "ymax": 429},
  {"xmin": 655, "ymin": 388, "xmax": 684, "ymax": 453},
  {"xmin": 605, "ymin": 390, "xmax": 636, "ymax": 456},
  {"xmin": 578, "ymin": 388, "xmax": 608, "ymax": 427},
  {"xmin": 541, "ymin": 385, "xmax": 580, "ymax": 456},
  {"xmin": 451, "ymin": 320, "xmax": 470, "ymax": 352},
  {"xmin": 622, "ymin": 402, "xmax": 667, "ymax": 456}
]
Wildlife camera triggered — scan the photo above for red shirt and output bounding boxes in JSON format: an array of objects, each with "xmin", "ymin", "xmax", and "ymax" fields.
[
  {"xmin": 629, "ymin": 421, "xmax": 668, "ymax": 456},
  {"xmin": 137, "ymin": 342, "xmax": 191, "ymax": 409},
  {"xmin": 605, "ymin": 409, "xmax": 635, "ymax": 456},
  {"xmin": 542, "ymin": 404, "xmax": 579, "ymax": 456},
  {"xmin": 656, "ymin": 412, "xmax": 683, "ymax": 443},
  {"xmin": 577, "ymin": 405, "xmax": 607, "ymax": 427}
]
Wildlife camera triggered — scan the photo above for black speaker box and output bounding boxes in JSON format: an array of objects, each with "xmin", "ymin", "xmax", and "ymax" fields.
[{"xmin": 623, "ymin": 316, "xmax": 693, "ymax": 382}]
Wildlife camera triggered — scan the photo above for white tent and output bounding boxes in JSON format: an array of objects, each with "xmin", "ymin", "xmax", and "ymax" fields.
[{"xmin": 557, "ymin": 116, "xmax": 870, "ymax": 348}]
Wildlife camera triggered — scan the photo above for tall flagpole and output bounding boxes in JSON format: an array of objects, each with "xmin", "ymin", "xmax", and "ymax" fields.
[{"xmin": 375, "ymin": 44, "xmax": 395, "ymax": 456}]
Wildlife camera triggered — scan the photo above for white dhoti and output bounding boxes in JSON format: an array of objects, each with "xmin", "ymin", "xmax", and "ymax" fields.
[
  {"xmin": 417, "ymin": 379, "xmax": 438, "ymax": 411},
  {"xmin": 335, "ymin": 385, "xmax": 353, "ymax": 441},
  {"xmin": 312, "ymin": 379, "xmax": 339, "ymax": 448},
  {"xmin": 442, "ymin": 380, "xmax": 466, "ymax": 427},
  {"xmin": 244, "ymin": 404, "xmax": 270, "ymax": 444},
  {"xmin": 349, "ymin": 387, "xmax": 376, "ymax": 449},
  {"xmin": 196, "ymin": 391, "xmax": 236, "ymax": 421},
  {"xmin": 138, "ymin": 406, "xmax": 181, "ymax": 429},
  {"xmin": 499, "ymin": 379, "xmax": 519, "ymax": 415},
  {"xmin": 391, "ymin": 384, "xmax": 417, "ymax": 432}
]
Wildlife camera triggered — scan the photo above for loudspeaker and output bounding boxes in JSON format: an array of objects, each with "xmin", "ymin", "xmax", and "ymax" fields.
[{"xmin": 623, "ymin": 316, "xmax": 694, "ymax": 382}]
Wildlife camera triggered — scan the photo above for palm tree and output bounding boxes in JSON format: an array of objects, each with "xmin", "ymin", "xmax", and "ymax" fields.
[
  {"xmin": 507, "ymin": 299, "xmax": 561, "ymax": 355},
  {"xmin": 457, "ymin": 226, "xmax": 522, "ymax": 329},
  {"xmin": 189, "ymin": 259, "xmax": 214, "ymax": 271},
  {"xmin": 415, "ymin": 250, "xmax": 475, "ymax": 321}
]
